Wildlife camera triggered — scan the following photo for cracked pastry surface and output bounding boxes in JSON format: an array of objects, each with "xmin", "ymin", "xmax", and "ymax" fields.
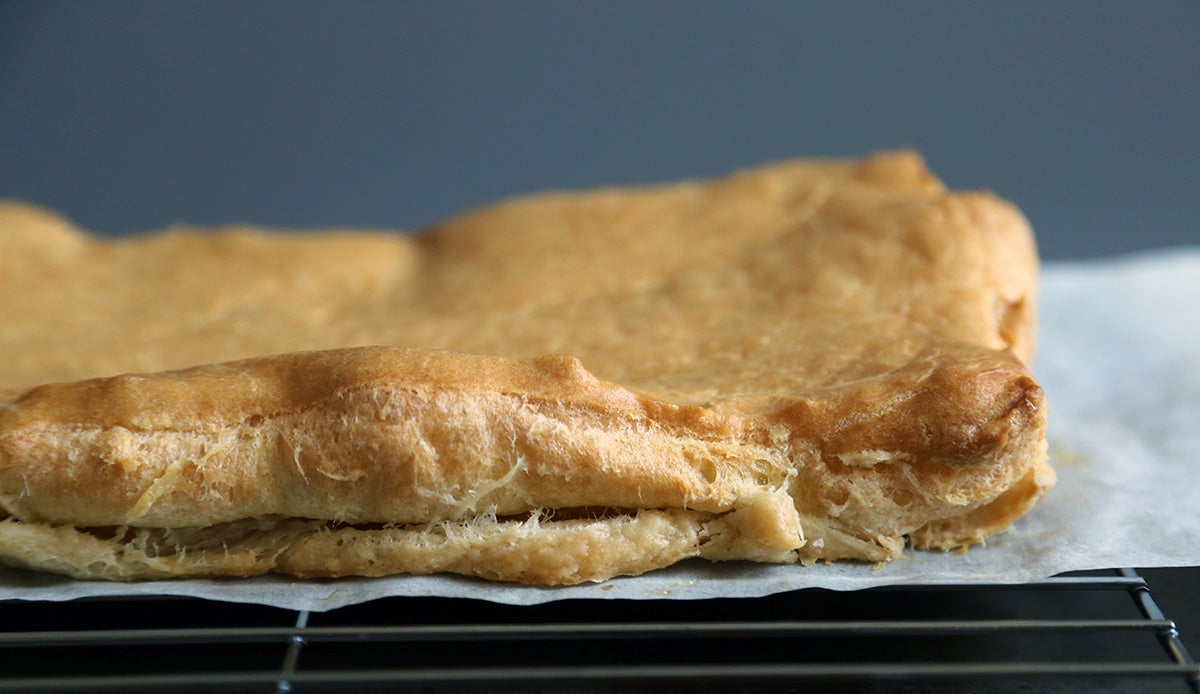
[{"xmin": 0, "ymin": 151, "xmax": 1052, "ymax": 584}]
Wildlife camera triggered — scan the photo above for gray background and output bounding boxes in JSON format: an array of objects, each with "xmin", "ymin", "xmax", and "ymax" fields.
[{"xmin": 0, "ymin": 1, "xmax": 1196, "ymax": 258}]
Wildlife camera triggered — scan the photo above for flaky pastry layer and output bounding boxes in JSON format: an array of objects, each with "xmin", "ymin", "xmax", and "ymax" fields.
[{"xmin": 0, "ymin": 151, "xmax": 1052, "ymax": 584}]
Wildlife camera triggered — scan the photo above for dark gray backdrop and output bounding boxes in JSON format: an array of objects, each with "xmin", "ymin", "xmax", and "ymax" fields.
[{"xmin": 1, "ymin": 1, "xmax": 1196, "ymax": 258}]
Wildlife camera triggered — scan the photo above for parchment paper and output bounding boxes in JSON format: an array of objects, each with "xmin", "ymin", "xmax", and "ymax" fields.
[{"xmin": 3, "ymin": 249, "xmax": 1198, "ymax": 611}]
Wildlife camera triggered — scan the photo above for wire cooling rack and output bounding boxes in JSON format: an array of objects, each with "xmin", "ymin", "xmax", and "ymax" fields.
[{"xmin": 0, "ymin": 568, "xmax": 1196, "ymax": 693}]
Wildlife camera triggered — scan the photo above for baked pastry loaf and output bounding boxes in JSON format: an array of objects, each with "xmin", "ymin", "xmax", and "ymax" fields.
[{"xmin": 0, "ymin": 151, "xmax": 1053, "ymax": 584}]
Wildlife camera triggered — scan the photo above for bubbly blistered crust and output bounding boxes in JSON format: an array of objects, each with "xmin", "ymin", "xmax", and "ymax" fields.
[{"xmin": 0, "ymin": 151, "xmax": 1051, "ymax": 584}]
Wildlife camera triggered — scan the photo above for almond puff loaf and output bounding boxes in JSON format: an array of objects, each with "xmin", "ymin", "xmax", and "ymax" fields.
[{"xmin": 0, "ymin": 151, "xmax": 1053, "ymax": 585}]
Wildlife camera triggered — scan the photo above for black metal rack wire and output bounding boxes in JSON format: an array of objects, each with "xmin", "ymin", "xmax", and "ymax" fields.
[{"xmin": 1, "ymin": 568, "xmax": 1196, "ymax": 693}]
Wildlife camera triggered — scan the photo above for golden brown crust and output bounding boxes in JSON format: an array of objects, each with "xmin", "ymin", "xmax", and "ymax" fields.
[{"xmin": 0, "ymin": 151, "xmax": 1052, "ymax": 584}]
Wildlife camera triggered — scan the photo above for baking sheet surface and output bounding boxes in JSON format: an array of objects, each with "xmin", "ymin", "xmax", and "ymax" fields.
[{"xmin": 3, "ymin": 250, "xmax": 1198, "ymax": 610}]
